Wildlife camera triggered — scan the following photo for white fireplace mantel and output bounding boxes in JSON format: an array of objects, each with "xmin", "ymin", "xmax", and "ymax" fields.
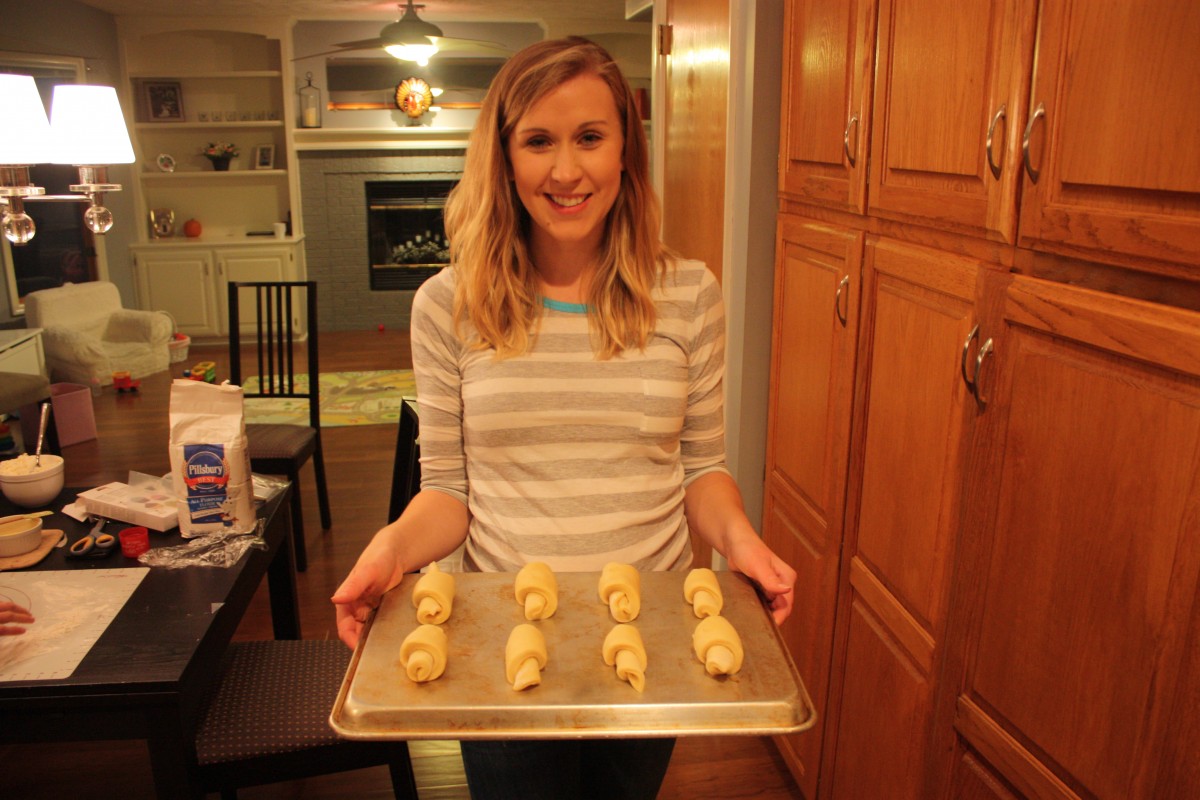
[{"xmin": 292, "ymin": 127, "xmax": 473, "ymax": 152}]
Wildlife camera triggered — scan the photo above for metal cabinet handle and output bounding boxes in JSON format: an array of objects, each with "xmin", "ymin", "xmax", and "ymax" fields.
[
  {"xmin": 961, "ymin": 324, "xmax": 980, "ymax": 394},
  {"xmin": 972, "ymin": 337, "xmax": 995, "ymax": 408},
  {"xmin": 835, "ymin": 275, "xmax": 850, "ymax": 327},
  {"xmin": 843, "ymin": 115, "xmax": 859, "ymax": 168},
  {"xmin": 1022, "ymin": 103, "xmax": 1046, "ymax": 183},
  {"xmin": 986, "ymin": 105, "xmax": 1006, "ymax": 180}
]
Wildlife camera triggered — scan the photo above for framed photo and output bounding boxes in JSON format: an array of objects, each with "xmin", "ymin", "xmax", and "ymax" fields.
[
  {"xmin": 143, "ymin": 81, "xmax": 184, "ymax": 122},
  {"xmin": 253, "ymin": 144, "xmax": 276, "ymax": 170}
]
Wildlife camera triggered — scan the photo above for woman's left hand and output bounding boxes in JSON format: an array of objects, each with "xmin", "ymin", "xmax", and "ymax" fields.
[{"xmin": 725, "ymin": 537, "xmax": 796, "ymax": 625}]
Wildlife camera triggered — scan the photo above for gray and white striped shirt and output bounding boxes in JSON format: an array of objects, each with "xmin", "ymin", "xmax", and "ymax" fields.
[{"xmin": 411, "ymin": 259, "xmax": 729, "ymax": 573}]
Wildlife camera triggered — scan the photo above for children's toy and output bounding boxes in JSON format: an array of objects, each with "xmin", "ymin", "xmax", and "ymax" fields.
[
  {"xmin": 191, "ymin": 361, "xmax": 216, "ymax": 383},
  {"xmin": 112, "ymin": 371, "xmax": 141, "ymax": 392}
]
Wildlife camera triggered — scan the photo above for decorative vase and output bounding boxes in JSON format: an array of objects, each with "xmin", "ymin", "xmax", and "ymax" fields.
[{"xmin": 210, "ymin": 157, "xmax": 232, "ymax": 171}]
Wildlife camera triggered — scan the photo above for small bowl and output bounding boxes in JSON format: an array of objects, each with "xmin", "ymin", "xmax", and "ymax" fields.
[
  {"xmin": 0, "ymin": 454, "xmax": 66, "ymax": 509},
  {"xmin": 0, "ymin": 514, "xmax": 44, "ymax": 557}
]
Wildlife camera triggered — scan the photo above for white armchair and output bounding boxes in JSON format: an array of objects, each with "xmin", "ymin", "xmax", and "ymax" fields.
[{"xmin": 23, "ymin": 281, "xmax": 173, "ymax": 387}]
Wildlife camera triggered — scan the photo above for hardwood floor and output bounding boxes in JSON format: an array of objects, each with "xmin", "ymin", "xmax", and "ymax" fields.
[{"xmin": 1, "ymin": 329, "xmax": 802, "ymax": 799}]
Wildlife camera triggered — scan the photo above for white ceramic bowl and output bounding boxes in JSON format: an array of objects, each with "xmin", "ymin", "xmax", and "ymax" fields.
[
  {"xmin": 0, "ymin": 454, "xmax": 66, "ymax": 509},
  {"xmin": 0, "ymin": 514, "xmax": 44, "ymax": 556}
]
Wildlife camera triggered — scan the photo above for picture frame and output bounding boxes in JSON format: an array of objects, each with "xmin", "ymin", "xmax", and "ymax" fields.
[
  {"xmin": 143, "ymin": 80, "xmax": 184, "ymax": 122},
  {"xmin": 253, "ymin": 144, "xmax": 275, "ymax": 170}
]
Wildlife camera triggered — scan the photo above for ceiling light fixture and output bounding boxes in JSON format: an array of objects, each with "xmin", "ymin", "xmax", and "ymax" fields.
[
  {"xmin": 381, "ymin": 0, "xmax": 442, "ymax": 66},
  {"xmin": 0, "ymin": 75, "xmax": 133, "ymax": 245}
]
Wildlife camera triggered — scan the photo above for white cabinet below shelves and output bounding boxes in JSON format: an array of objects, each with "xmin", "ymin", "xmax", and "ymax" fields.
[
  {"xmin": 132, "ymin": 241, "xmax": 302, "ymax": 339},
  {"xmin": 133, "ymin": 250, "xmax": 220, "ymax": 336}
]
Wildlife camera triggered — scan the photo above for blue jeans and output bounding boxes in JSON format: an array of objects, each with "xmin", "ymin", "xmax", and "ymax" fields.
[{"xmin": 460, "ymin": 738, "xmax": 676, "ymax": 800}]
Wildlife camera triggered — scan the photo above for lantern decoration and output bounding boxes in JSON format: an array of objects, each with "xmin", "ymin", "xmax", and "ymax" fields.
[
  {"xmin": 395, "ymin": 77, "xmax": 433, "ymax": 119},
  {"xmin": 298, "ymin": 71, "xmax": 322, "ymax": 128}
]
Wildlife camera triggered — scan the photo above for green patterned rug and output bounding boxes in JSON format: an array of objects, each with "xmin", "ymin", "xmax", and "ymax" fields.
[{"xmin": 242, "ymin": 370, "xmax": 415, "ymax": 427}]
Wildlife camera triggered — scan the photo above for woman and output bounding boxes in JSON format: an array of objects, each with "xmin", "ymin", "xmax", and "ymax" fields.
[{"xmin": 333, "ymin": 36, "xmax": 796, "ymax": 799}]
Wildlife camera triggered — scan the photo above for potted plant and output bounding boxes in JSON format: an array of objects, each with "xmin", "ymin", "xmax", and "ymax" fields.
[{"xmin": 203, "ymin": 142, "xmax": 239, "ymax": 171}]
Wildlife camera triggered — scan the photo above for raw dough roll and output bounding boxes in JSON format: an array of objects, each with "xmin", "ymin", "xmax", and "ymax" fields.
[
  {"xmin": 400, "ymin": 623, "xmax": 449, "ymax": 682},
  {"xmin": 602, "ymin": 623, "xmax": 647, "ymax": 692},
  {"xmin": 412, "ymin": 561, "xmax": 455, "ymax": 624},
  {"xmin": 692, "ymin": 614, "xmax": 744, "ymax": 676},
  {"xmin": 683, "ymin": 567, "xmax": 724, "ymax": 618},
  {"xmin": 514, "ymin": 561, "xmax": 558, "ymax": 620},
  {"xmin": 598, "ymin": 562, "xmax": 640, "ymax": 622},
  {"xmin": 505, "ymin": 623, "xmax": 548, "ymax": 691}
]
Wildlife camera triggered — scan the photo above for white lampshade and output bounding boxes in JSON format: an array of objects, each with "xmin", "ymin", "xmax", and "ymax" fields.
[
  {"xmin": 0, "ymin": 74, "xmax": 53, "ymax": 164},
  {"xmin": 50, "ymin": 84, "xmax": 135, "ymax": 165}
]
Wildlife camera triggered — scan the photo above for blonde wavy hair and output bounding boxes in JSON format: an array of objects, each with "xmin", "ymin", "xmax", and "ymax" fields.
[{"xmin": 443, "ymin": 36, "xmax": 668, "ymax": 359}]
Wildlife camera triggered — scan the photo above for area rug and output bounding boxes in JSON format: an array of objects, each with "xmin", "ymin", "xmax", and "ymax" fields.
[{"xmin": 242, "ymin": 370, "xmax": 415, "ymax": 427}]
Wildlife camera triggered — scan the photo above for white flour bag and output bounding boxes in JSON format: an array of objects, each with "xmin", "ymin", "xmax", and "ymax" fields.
[{"xmin": 168, "ymin": 379, "xmax": 256, "ymax": 537}]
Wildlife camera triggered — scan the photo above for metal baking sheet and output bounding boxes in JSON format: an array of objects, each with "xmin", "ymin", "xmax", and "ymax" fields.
[{"xmin": 330, "ymin": 570, "xmax": 815, "ymax": 740}]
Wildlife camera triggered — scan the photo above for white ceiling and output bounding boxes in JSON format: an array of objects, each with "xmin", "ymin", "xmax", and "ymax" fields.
[{"xmin": 77, "ymin": 0, "xmax": 639, "ymax": 26}]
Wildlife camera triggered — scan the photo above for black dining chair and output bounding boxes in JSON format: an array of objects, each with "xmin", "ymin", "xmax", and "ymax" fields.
[
  {"xmin": 228, "ymin": 281, "xmax": 330, "ymax": 572},
  {"xmin": 192, "ymin": 639, "xmax": 419, "ymax": 799},
  {"xmin": 388, "ymin": 397, "xmax": 421, "ymax": 523}
]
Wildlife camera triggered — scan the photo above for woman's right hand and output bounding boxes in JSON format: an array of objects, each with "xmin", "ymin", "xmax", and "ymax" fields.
[
  {"xmin": 331, "ymin": 532, "xmax": 408, "ymax": 649},
  {"xmin": 332, "ymin": 490, "xmax": 471, "ymax": 649}
]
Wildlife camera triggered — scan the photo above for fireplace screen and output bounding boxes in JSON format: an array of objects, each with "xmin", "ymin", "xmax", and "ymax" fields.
[{"xmin": 367, "ymin": 179, "xmax": 457, "ymax": 290}]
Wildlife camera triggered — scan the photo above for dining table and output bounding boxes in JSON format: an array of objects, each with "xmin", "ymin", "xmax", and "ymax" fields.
[{"xmin": 0, "ymin": 484, "xmax": 299, "ymax": 799}]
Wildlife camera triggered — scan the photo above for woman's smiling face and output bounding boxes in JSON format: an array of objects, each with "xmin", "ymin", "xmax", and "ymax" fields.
[{"xmin": 506, "ymin": 73, "xmax": 625, "ymax": 264}]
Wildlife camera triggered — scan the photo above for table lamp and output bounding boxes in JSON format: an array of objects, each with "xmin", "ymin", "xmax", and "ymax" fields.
[{"xmin": 0, "ymin": 75, "xmax": 134, "ymax": 245}]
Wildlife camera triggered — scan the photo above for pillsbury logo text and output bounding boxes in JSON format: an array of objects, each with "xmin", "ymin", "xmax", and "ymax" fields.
[{"xmin": 183, "ymin": 445, "xmax": 229, "ymax": 494}]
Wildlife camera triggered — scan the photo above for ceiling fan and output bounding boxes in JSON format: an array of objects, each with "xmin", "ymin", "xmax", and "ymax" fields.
[{"xmin": 297, "ymin": 1, "xmax": 514, "ymax": 66}]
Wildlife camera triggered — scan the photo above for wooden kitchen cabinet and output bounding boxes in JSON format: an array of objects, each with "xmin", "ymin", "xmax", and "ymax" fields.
[
  {"xmin": 867, "ymin": 0, "xmax": 1035, "ymax": 242},
  {"xmin": 763, "ymin": 215, "xmax": 862, "ymax": 798},
  {"xmin": 1017, "ymin": 0, "xmax": 1200, "ymax": 272},
  {"xmin": 936, "ymin": 273, "xmax": 1200, "ymax": 800},
  {"xmin": 778, "ymin": 0, "xmax": 877, "ymax": 213},
  {"xmin": 823, "ymin": 238, "xmax": 984, "ymax": 799},
  {"xmin": 772, "ymin": 1, "xmax": 1200, "ymax": 796}
]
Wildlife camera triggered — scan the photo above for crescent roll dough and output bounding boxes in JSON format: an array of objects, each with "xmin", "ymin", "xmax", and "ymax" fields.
[
  {"xmin": 400, "ymin": 623, "xmax": 449, "ymax": 682},
  {"xmin": 598, "ymin": 562, "xmax": 640, "ymax": 622},
  {"xmin": 412, "ymin": 561, "xmax": 455, "ymax": 624},
  {"xmin": 514, "ymin": 562, "xmax": 558, "ymax": 620},
  {"xmin": 692, "ymin": 614, "xmax": 744, "ymax": 676},
  {"xmin": 602, "ymin": 623, "xmax": 647, "ymax": 692},
  {"xmin": 505, "ymin": 623, "xmax": 548, "ymax": 691},
  {"xmin": 683, "ymin": 567, "xmax": 724, "ymax": 618}
]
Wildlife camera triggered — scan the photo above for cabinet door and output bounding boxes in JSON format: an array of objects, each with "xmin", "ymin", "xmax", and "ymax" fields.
[
  {"xmin": 217, "ymin": 246, "xmax": 293, "ymax": 335},
  {"xmin": 763, "ymin": 216, "xmax": 862, "ymax": 797},
  {"xmin": 778, "ymin": 0, "xmax": 877, "ymax": 213},
  {"xmin": 827, "ymin": 238, "xmax": 982, "ymax": 799},
  {"xmin": 1019, "ymin": 0, "xmax": 1200, "ymax": 271},
  {"xmin": 133, "ymin": 251, "xmax": 220, "ymax": 337},
  {"xmin": 944, "ymin": 274, "xmax": 1200, "ymax": 799},
  {"xmin": 867, "ymin": 0, "xmax": 1036, "ymax": 241}
]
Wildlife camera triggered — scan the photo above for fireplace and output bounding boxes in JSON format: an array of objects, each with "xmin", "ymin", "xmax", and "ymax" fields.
[
  {"xmin": 297, "ymin": 148, "xmax": 465, "ymax": 332},
  {"xmin": 367, "ymin": 179, "xmax": 457, "ymax": 291}
]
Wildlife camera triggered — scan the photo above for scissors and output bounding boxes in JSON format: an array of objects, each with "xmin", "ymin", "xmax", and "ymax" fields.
[{"xmin": 68, "ymin": 518, "xmax": 117, "ymax": 559}]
